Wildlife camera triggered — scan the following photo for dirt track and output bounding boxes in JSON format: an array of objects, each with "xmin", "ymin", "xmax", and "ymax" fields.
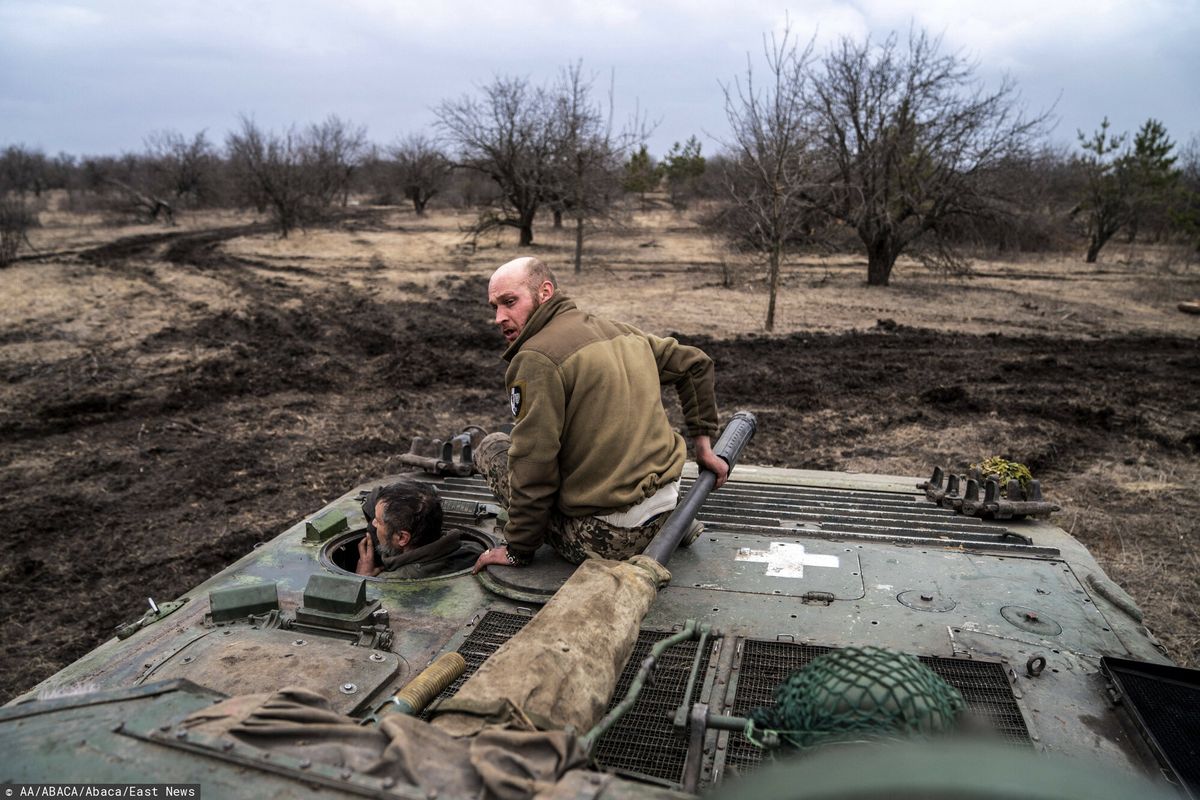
[{"xmin": 1, "ymin": 219, "xmax": 1197, "ymax": 702}]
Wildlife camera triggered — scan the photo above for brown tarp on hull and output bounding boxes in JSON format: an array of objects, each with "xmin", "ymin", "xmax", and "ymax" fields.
[{"xmin": 430, "ymin": 555, "xmax": 671, "ymax": 737}]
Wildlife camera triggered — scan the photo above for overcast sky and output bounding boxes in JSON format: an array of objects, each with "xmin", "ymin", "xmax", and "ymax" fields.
[{"xmin": 3, "ymin": 0, "xmax": 1198, "ymax": 160}]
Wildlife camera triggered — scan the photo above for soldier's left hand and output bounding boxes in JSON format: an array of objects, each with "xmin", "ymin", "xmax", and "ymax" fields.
[{"xmin": 472, "ymin": 546, "xmax": 513, "ymax": 574}]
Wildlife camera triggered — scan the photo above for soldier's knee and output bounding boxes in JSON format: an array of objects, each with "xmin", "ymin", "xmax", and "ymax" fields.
[{"xmin": 474, "ymin": 432, "xmax": 511, "ymax": 471}]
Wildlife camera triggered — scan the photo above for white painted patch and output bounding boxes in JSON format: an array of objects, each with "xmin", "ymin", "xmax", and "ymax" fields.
[
  {"xmin": 875, "ymin": 584, "xmax": 894, "ymax": 591},
  {"xmin": 736, "ymin": 542, "xmax": 840, "ymax": 579}
]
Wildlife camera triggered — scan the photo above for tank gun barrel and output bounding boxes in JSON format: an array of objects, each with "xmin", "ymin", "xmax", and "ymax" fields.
[{"xmin": 642, "ymin": 410, "xmax": 757, "ymax": 565}]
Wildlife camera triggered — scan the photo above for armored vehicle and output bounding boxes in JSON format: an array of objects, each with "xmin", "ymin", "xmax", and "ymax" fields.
[{"xmin": 3, "ymin": 416, "xmax": 1196, "ymax": 798}]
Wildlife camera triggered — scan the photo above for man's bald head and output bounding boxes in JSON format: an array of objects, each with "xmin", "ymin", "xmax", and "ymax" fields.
[
  {"xmin": 487, "ymin": 257, "xmax": 559, "ymax": 345},
  {"xmin": 490, "ymin": 256, "xmax": 558, "ymax": 296}
]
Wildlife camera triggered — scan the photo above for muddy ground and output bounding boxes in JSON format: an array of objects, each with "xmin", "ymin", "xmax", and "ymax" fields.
[{"xmin": 1, "ymin": 212, "xmax": 1197, "ymax": 702}]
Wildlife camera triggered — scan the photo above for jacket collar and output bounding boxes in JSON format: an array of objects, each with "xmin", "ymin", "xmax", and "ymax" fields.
[
  {"xmin": 379, "ymin": 530, "xmax": 461, "ymax": 571},
  {"xmin": 502, "ymin": 293, "xmax": 576, "ymax": 362}
]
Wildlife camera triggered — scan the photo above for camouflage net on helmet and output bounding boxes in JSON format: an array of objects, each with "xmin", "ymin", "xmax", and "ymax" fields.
[
  {"xmin": 970, "ymin": 456, "xmax": 1034, "ymax": 496},
  {"xmin": 747, "ymin": 646, "xmax": 965, "ymax": 750}
]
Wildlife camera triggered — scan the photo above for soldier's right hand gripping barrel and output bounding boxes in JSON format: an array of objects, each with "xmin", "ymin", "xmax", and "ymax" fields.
[{"xmin": 642, "ymin": 410, "xmax": 757, "ymax": 565}]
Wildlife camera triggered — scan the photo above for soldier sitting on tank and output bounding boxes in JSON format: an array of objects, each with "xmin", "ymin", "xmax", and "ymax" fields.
[
  {"xmin": 471, "ymin": 256, "xmax": 727, "ymax": 572},
  {"xmin": 355, "ymin": 481, "xmax": 479, "ymax": 578}
]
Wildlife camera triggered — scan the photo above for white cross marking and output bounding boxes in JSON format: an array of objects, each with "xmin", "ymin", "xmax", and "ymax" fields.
[{"xmin": 736, "ymin": 542, "xmax": 840, "ymax": 579}]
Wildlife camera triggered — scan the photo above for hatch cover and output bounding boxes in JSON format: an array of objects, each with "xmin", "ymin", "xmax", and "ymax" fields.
[
  {"xmin": 672, "ymin": 534, "xmax": 863, "ymax": 599},
  {"xmin": 719, "ymin": 639, "xmax": 1032, "ymax": 780},
  {"xmin": 426, "ymin": 611, "xmax": 712, "ymax": 787},
  {"xmin": 142, "ymin": 627, "xmax": 401, "ymax": 715}
]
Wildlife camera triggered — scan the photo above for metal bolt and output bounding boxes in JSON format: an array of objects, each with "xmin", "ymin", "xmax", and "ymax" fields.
[
  {"xmin": 292, "ymin": 639, "xmax": 307, "ymax": 646},
  {"xmin": 1024, "ymin": 611, "xmax": 1039, "ymax": 622},
  {"xmin": 159, "ymin": 724, "xmax": 172, "ymax": 732},
  {"xmin": 222, "ymin": 742, "xmax": 234, "ymax": 751},
  {"xmin": 181, "ymin": 656, "xmax": 194, "ymax": 664},
  {"xmin": 341, "ymin": 683, "xmax": 358, "ymax": 694},
  {"xmin": 920, "ymin": 594, "xmax": 934, "ymax": 602},
  {"xmin": 369, "ymin": 653, "xmax": 385, "ymax": 662},
  {"xmin": 341, "ymin": 770, "xmax": 352, "ymax": 780},
  {"xmin": 175, "ymin": 730, "xmax": 188, "ymax": 740},
  {"xmin": 299, "ymin": 759, "xmax": 311, "ymax": 770}
]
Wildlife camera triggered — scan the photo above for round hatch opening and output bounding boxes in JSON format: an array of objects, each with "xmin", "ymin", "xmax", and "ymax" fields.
[{"xmin": 321, "ymin": 525, "xmax": 495, "ymax": 581}]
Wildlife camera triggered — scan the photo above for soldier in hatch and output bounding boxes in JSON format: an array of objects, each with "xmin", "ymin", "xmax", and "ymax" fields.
[{"xmin": 356, "ymin": 481, "xmax": 478, "ymax": 578}]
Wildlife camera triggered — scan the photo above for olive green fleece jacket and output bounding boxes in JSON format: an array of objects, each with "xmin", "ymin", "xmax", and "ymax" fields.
[{"xmin": 501, "ymin": 293, "xmax": 718, "ymax": 559}]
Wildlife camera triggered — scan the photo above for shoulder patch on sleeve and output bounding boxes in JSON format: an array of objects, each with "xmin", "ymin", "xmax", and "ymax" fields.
[{"xmin": 510, "ymin": 381, "xmax": 527, "ymax": 419}]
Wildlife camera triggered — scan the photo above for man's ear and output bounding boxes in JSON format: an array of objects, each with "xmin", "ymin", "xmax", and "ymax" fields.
[
  {"xmin": 539, "ymin": 280, "xmax": 555, "ymax": 303},
  {"xmin": 395, "ymin": 530, "xmax": 413, "ymax": 549}
]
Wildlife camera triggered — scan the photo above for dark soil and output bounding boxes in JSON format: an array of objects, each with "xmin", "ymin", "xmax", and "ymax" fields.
[{"xmin": 2, "ymin": 224, "xmax": 1197, "ymax": 702}]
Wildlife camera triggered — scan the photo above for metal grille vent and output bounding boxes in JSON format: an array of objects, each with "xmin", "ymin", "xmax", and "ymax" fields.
[
  {"xmin": 1104, "ymin": 658, "xmax": 1200, "ymax": 797},
  {"xmin": 426, "ymin": 611, "xmax": 710, "ymax": 786},
  {"xmin": 439, "ymin": 476, "xmax": 1054, "ymax": 556},
  {"xmin": 722, "ymin": 639, "xmax": 1032, "ymax": 776}
]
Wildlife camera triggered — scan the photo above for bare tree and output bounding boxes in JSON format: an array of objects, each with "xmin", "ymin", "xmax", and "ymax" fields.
[
  {"xmin": 804, "ymin": 30, "xmax": 1051, "ymax": 285},
  {"xmin": 144, "ymin": 130, "xmax": 220, "ymax": 207},
  {"xmin": 306, "ymin": 114, "xmax": 369, "ymax": 207},
  {"xmin": 226, "ymin": 117, "xmax": 312, "ymax": 237},
  {"xmin": 0, "ymin": 145, "xmax": 49, "ymax": 198},
  {"xmin": 389, "ymin": 134, "xmax": 453, "ymax": 215},
  {"xmin": 435, "ymin": 76, "xmax": 561, "ymax": 246},
  {"xmin": 1175, "ymin": 134, "xmax": 1200, "ymax": 253},
  {"xmin": 0, "ymin": 198, "xmax": 39, "ymax": 267},
  {"xmin": 226, "ymin": 116, "xmax": 367, "ymax": 237},
  {"xmin": 550, "ymin": 63, "xmax": 642, "ymax": 273},
  {"xmin": 720, "ymin": 26, "xmax": 817, "ymax": 330}
]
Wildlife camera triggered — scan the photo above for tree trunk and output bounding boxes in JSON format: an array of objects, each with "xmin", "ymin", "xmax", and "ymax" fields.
[
  {"xmin": 866, "ymin": 241, "xmax": 896, "ymax": 286},
  {"xmin": 574, "ymin": 215, "xmax": 584, "ymax": 274},
  {"xmin": 1086, "ymin": 226, "xmax": 1115, "ymax": 263},
  {"xmin": 765, "ymin": 243, "xmax": 781, "ymax": 331},
  {"xmin": 412, "ymin": 194, "xmax": 427, "ymax": 216},
  {"xmin": 553, "ymin": 208, "xmax": 563, "ymax": 229},
  {"xmin": 519, "ymin": 222, "xmax": 534, "ymax": 246}
]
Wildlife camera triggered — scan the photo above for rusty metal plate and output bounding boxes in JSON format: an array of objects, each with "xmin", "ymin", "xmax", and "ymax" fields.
[
  {"xmin": 143, "ymin": 627, "xmax": 401, "ymax": 714},
  {"xmin": 669, "ymin": 533, "xmax": 864, "ymax": 599}
]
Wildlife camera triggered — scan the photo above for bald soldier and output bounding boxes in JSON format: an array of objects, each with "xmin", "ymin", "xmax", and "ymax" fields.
[{"xmin": 472, "ymin": 256, "xmax": 728, "ymax": 572}]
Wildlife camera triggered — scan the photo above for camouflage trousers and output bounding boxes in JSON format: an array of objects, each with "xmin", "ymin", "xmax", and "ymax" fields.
[{"xmin": 473, "ymin": 432, "xmax": 668, "ymax": 564}]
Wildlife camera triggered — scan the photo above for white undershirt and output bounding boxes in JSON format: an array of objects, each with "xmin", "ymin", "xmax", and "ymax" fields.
[{"xmin": 595, "ymin": 479, "xmax": 681, "ymax": 528}]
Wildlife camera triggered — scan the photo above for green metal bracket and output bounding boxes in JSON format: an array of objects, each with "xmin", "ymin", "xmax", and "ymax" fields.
[
  {"xmin": 304, "ymin": 509, "xmax": 350, "ymax": 543},
  {"xmin": 301, "ymin": 574, "xmax": 367, "ymax": 615},
  {"xmin": 292, "ymin": 574, "xmax": 387, "ymax": 646},
  {"xmin": 441, "ymin": 498, "xmax": 504, "ymax": 520},
  {"xmin": 208, "ymin": 582, "xmax": 280, "ymax": 623},
  {"xmin": 116, "ymin": 598, "xmax": 187, "ymax": 640}
]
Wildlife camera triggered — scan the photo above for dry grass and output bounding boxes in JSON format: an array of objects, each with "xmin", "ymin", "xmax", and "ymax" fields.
[{"xmin": 199, "ymin": 205, "xmax": 1200, "ymax": 339}]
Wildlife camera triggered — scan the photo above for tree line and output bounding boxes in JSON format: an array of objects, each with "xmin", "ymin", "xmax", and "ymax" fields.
[{"xmin": 2, "ymin": 26, "xmax": 1198, "ymax": 324}]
